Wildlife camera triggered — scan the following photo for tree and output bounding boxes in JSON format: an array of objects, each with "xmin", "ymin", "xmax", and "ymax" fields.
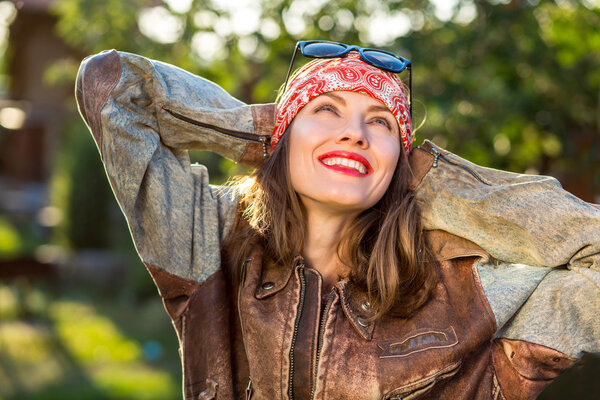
[{"xmin": 50, "ymin": 0, "xmax": 600, "ymax": 200}]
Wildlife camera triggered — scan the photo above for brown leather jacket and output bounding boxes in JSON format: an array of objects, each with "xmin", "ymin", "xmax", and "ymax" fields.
[{"xmin": 75, "ymin": 50, "xmax": 600, "ymax": 400}]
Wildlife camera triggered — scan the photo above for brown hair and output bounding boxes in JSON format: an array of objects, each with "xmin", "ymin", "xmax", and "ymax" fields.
[{"xmin": 226, "ymin": 128, "xmax": 437, "ymax": 319}]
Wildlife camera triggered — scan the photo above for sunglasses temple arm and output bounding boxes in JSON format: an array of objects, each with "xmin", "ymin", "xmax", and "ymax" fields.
[
  {"xmin": 282, "ymin": 46, "xmax": 299, "ymax": 95},
  {"xmin": 408, "ymin": 64, "xmax": 413, "ymax": 129}
]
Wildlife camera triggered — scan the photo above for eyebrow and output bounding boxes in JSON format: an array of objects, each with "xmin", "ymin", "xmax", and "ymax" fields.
[
  {"xmin": 322, "ymin": 92, "xmax": 391, "ymax": 113},
  {"xmin": 367, "ymin": 104, "xmax": 391, "ymax": 113},
  {"xmin": 322, "ymin": 92, "xmax": 346, "ymax": 104}
]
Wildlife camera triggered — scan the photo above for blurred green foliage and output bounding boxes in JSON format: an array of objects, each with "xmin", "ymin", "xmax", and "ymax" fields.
[
  {"xmin": 47, "ymin": 0, "xmax": 600, "ymax": 201},
  {"xmin": 410, "ymin": 0, "xmax": 600, "ymax": 184},
  {"xmin": 50, "ymin": 120, "xmax": 113, "ymax": 250},
  {"xmin": 0, "ymin": 216, "xmax": 20, "ymax": 258},
  {"xmin": 0, "ymin": 216, "xmax": 50, "ymax": 262}
]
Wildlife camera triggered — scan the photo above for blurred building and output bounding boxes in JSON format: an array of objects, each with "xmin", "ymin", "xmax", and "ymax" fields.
[
  {"xmin": 0, "ymin": 0, "xmax": 79, "ymax": 276},
  {"xmin": 1, "ymin": 0, "xmax": 75, "ymax": 179}
]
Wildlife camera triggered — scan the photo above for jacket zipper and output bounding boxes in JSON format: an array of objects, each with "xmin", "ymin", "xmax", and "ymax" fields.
[
  {"xmin": 416, "ymin": 144, "xmax": 491, "ymax": 186},
  {"xmin": 164, "ymin": 108, "xmax": 269, "ymax": 157},
  {"xmin": 238, "ymin": 259, "xmax": 252, "ymax": 398},
  {"xmin": 310, "ymin": 290, "xmax": 335, "ymax": 400},
  {"xmin": 288, "ymin": 267, "xmax": 306, "ymax": 400}
]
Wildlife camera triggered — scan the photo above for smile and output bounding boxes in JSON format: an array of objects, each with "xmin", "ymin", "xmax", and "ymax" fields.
[{"xmin": 318, "ymin": 151, "xmax": 373, "ymax": 176}]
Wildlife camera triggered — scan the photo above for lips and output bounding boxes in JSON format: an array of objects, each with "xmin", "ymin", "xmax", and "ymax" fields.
[{"xmin": 317, "ymin": 151, "xmax": 374, "ymax": 176}]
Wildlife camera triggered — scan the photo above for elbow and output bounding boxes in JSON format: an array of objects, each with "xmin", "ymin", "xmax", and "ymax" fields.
[{"xmin": 75, "ymin": 49, "xmax": 122, "ymax": 156}]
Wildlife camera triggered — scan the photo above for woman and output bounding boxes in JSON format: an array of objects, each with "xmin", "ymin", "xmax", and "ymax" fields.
[{"xmin": 75, "ymin": 42, "xmax": 600, "ymax": 399}]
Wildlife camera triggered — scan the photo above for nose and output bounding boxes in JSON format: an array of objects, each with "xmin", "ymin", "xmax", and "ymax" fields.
[{"xmin": 335, "ymin": 118, "xmax": 368, "ymax": 148}]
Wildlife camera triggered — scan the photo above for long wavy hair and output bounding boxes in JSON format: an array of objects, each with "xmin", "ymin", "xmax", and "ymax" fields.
[{"xmin": 226, "ymin": 125, "xmax": 438, "ymax": 319}]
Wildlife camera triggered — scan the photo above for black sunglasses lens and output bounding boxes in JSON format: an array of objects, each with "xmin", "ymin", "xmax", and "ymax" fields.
[
  {"xmin": 302, "ymin": 42, "xmax": 347, "ymax": 57},
  {"xmin": 362, "ymin": 50, "xmax": 407, "ymax": 72}
]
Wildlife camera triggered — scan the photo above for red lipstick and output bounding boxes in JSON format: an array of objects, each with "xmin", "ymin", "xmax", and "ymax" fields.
[{"xmin": 317, "ymin": 151, "xmax": 374, "ymax": 176}]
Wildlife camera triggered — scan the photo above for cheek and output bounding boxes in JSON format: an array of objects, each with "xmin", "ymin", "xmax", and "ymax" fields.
[
  {"xmin": 367, "ymin": 138, "xmax": 401, "ymax": 202},
  {"xmin": 287, "ymin": 124, "xmax": 321, "ymax": 191},
  {"xmin": 288, "ymin": 152, "xmax": 309, "ymax": 193},
  {"xmin": 376, "ymin": 137, "xmax": 401, "ymax": 177}
]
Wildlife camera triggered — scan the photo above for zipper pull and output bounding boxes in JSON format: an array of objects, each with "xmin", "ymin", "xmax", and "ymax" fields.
[
  {"xmin": 259, "ymin": 136, "xmax": 268, "ymax": 158},
  {"xmin": 246, "ymin": 377, "xmax": 253, "ymax": 399},
  {"xmin": 431, "ymin": 147, "xmax": 440, "ymax": 168},
  {"xmin": 417, "ymin": 144, "xmax": 441, "ymax": 168}
]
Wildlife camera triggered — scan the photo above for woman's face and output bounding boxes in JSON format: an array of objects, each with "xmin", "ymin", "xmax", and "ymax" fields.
[{"xmin": 288, "ymin": 90, "xmax": 401, "ymax": 215}]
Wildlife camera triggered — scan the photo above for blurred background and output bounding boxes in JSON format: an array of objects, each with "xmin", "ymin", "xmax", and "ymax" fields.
[{"xmin": 0, "ymin": 0, "xmax": 598, "ymax": 398}]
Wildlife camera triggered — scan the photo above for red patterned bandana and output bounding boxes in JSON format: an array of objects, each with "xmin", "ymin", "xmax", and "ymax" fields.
[{"xmin": 272, "ymin": 53, "xmax": 412, "ymax": 154}]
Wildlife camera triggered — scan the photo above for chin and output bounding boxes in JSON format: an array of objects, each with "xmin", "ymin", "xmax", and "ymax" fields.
[
  {"xmin": 296, "ymin": 181, "xmax": 387, "ymax": 214},
  {"xmin": 321, "ymin": 192, "xmax": 381, "ymax": 213}
]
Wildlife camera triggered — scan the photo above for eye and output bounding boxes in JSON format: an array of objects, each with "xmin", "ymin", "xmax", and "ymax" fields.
[
  {"xmin": 371, "ymin": 117, "xmax": 392, "ymax": 130},
  {"xmin": 314, "ymin": 103, "xmax": 339, "ymax": 115}
]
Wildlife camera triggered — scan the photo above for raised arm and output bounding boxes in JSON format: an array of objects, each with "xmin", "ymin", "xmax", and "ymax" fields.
[
  {"xmin": 409, "ymin": 140, "xmax": 600, "ymax": 271},
  {"xmin": 75, "ymin": 50, "xmax": 275, "ymax": 282}
]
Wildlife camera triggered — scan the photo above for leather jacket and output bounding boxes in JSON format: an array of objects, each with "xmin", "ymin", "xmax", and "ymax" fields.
[{"xmin": 75, "ymin": 50, "xmax": 600, "ymax": 400}]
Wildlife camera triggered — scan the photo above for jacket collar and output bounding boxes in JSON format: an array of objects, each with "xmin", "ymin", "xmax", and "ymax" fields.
[
  {"xmin": 254, "ymin": 255, "xmax": 299, "ymax": 299},
  {"xmin": 335, "ymin": 279, "xmax": 377, "ymax": 341},
  {"xmin": 427, "ymin": 230, "xmax": 489, "ymax": 262},
  {"xmin": 250, "ymin": 233, "xmax": 487, "ymax": 342},
  {"xmin": 253, "ymin": 252, "xmax": 377, "ymax": 341}
]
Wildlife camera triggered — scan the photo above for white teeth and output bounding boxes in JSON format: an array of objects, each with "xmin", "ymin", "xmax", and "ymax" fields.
[{"xmin": 322, "ymin": 157, "xmax": 368, "ymax": 174}]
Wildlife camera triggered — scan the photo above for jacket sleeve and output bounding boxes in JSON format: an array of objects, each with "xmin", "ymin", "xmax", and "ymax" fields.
[
  {"xmin": 410, "ymin": 140, "xmax": 600, "ymax": 271},
  {"xmin": 75, "ymin": 50, "xmax": 275, "ymax": 282}
]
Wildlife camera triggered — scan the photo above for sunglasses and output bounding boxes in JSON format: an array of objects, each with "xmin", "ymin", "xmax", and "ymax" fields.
[{"xmin": 282, "ymin": 40, "xmax": 413, "ymax": 122}]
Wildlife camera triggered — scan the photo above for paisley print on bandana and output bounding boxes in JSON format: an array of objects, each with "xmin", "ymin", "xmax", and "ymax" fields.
[{"xmin": 272, "ymin": 53, "xmax": 412, "ymax": 154}]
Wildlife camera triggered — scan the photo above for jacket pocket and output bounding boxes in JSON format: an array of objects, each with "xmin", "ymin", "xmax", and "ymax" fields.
[{"xmin": 382, "ymin": 360, "xmax": 462, "ymax": 400}]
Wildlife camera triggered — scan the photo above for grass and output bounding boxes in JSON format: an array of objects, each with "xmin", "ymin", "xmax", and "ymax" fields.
[{"xmin": 0, "ymin": 281, "xmax": 180, "ymax": 400}]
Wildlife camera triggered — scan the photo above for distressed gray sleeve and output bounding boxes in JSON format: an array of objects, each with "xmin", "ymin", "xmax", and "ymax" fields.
[
  {"xmin": 415, "ymin": 142, "xmax": 600, "ymax": 271},
  {"xmin": 478, "ymin": 260, "xmax": 600, "ymax": 358},
  {"xmin": 84, "ymin": 51, "xmax": 249, "ymax": 282}
]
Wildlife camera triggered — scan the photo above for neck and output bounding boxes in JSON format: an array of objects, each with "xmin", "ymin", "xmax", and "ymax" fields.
[{"xmin": 302, "ymin": 207, "xmax": 356, "ymax": 290}]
